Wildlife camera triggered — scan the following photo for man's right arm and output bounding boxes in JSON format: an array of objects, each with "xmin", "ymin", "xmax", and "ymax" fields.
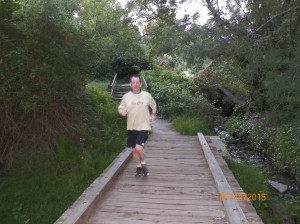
[{"xmin": 118, "ymin": 99, "xmax": 127, "ymax": 117}]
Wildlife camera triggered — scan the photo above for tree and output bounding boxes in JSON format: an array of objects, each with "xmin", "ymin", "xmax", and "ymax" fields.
[
  {"xmin": 0, "ymin": 0, "xmax": 88, "ymax": 163},
  {"xmin": 80, "ymin": 0, "xmax": 150, "ymax": 79}
]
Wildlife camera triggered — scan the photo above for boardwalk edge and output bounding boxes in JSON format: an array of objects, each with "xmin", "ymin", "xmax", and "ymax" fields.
[
  {"xmin": 54, "ymin": 147, "xmax": 132, "ymax": 224},
  {"xmin": 197, "ymin": 133, "xmax": 249, "ymax": 224}
]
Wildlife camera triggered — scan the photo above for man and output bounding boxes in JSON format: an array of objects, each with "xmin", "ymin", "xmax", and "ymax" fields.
[{"xmin": 118, "ymin": 74, "xmax": 157, "ymax": 176}]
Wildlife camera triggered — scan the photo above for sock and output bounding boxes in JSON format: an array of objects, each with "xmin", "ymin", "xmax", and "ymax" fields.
[
  {"xmin": 141, "ymin": 161, "xmax": 146, "ymax": 165},
  {"xmin": 137, "ymin": 164, "xmax": 142, "ymax": 167}
]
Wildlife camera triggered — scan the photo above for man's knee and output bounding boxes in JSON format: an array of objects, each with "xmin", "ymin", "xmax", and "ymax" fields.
[{"xmin": 133, "ymin": 144, "xmax": 143, "ymax": 153}]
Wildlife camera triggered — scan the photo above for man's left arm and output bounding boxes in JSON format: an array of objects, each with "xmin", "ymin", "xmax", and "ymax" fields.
[{"xmin": 149, "ymin": 95, "xmax": 157, "ymax": 123}]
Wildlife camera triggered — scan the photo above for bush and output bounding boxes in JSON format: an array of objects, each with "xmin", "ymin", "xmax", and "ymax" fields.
[
  {"xmin": 226, "ymin": 115, "xmax": 300, "ymax": 183},
  {"xmin": 172, "ymin": 115, "xmax": 213, "ymax": 136},
  {"xmin": 0, "ymin": 85, "xmax": 127, "ymax": 223},
  {"xmin": 270, "ymin": 126, "xmax": 300, "ymax": 182},
  {"xmin": 142, "ymin": 66, "xmax": 218, "ymax": 120},
  {"xmin": 0, "ymin": 0, "xmax": 88, "ymax": 164}
]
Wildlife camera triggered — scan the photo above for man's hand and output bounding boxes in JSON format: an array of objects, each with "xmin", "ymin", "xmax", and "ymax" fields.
[
  {"xmin": 120, "ymin": 108, "xmax": 127, "ymax": 117},
  {"xmin": 150, "ymin": 114, "xmax": 156, "ymax": 123}
]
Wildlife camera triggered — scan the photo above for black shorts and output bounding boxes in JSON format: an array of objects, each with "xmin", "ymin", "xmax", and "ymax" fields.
[{"xmin": 127, "ymin": 130, "xmax": 149, "ymax": 148}]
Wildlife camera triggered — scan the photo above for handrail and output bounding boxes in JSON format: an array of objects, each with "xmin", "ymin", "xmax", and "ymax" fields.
[
  {"xmin": 141, "ymin": 75, "xmax": 151, "ymax": 92},
  {"xmin": 108, "ymin": 73, "xmax": 118, "ymax": 96}
]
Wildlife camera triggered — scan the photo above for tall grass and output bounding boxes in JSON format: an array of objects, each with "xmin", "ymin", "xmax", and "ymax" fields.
[
  {"xmin": 226, "ymin": 161, "xmax": 273, "ymax": 223},
  {"xmin": 0, "ymin": 83, "xmax": 127, "ymax": 223},
  {"xmin": 172, "ymin": 115, "xmax": 213, "ymax": 136}
]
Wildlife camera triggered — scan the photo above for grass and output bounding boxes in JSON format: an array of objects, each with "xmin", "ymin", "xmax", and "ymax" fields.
[
  {"xmin": 172, "ymin": 115, "xmax": 213, "ymax": 136},
  {"xmin": 226, "ymin": 160, "xmax": 300, "ymax": 223},
  {"xmin": 0, "ymin": 139, "xmax": 125, "ymax": 223},
  {"xmin": 0, "ymin": 82, "xmax": 127, "ymax": 223},
  {"xmin": 226, "ymin": 161, "xmax": 274, "ymax": 223}
]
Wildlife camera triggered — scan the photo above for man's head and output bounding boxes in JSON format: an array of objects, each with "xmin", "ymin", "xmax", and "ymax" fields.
[{"xmin": 130, "ymin": 74, "xmax": 142, "ymax": 94}]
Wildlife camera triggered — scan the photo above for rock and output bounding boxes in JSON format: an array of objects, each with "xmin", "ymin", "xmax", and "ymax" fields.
[{"xmin": 267, "ymin": 180, "xmax": 288, "ymax": 193}]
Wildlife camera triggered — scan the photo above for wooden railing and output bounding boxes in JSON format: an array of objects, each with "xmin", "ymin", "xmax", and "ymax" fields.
[
  {"xmin": 108, "ymin": 73, "xmax": 118, "ymax": 96},
  {"xmin": 141, "ymin": 75, "xmax": 151, "ymax": 92},
  {"xmin": 108, "ymin": 73, "xmax": 151, "ymax": 95}
]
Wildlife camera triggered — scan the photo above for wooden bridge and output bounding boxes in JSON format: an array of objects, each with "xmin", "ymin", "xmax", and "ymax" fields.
[{"xmin": 55, "ymin": 119, "xmax": 264, "ymax": 224}]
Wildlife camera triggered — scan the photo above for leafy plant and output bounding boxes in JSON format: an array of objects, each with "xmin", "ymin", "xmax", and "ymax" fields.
[
  {"xmin": 0, "ymin": 84, "xmax": 127, "ymax": 223},
  {"xmin": 270, "ymin": 126, "xmax": 300, "ymax": 182},
  {"xmin": 172, "ymin": 115, "xmax": 213, "ymax": 136},
  {"xmin": 142, "ymin": 66, "xmax": 218, "ymax": 120}
]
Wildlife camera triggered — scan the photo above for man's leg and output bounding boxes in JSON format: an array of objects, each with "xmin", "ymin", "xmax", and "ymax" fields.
[
  {"xmin": 127, "ymin": 131, "xmax": 142, "ymax": 176},
  {"xmin": 132, "ymin": 145, "xmax": 144, "ymax": 165},
  {"xmin": 130, "ymin": 131, "xmax": 149, "ymax": 176},
  {"xmin": 132, "ymin": 144, "xmax": 144, "ymax": 176},
  {"xmin": 133, "ymin": 144, "xmax": 149, "ymax": 176}
]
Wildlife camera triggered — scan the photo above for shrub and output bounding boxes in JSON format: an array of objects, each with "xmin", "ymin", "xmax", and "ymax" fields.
[
  {"xmin": 226, "ymin": 115, "xmax": 300, "ymax": 183},
  {"xmin": 173, "ymin": 115, "xmax": 213, "ymax": 136},
  {"xmin": 270, "ymin": 126, "xmax": 300, "ymax": 182},
  {"xmin": 142, "ymin": 66, "xmax": 218, "ymax": 120},
  {"xmin": 0, "ymin": 85, "xmax": 127, "ymax": 223}
]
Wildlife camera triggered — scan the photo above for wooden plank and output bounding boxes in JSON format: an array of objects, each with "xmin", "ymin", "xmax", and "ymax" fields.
[
  {"xmin": 103, "ymin": 194, "xmax": 223, "ymax": 206},
  {"xmin": 54, "ymin": 147, "xmax": 132, "ymax": 224},
  {"xmin": 97, "ymin": 202, "xmax": 224, "ymax": 212},
  {"xmin": 85, "ymin": 131, "xmax": 229, "ymax": 223},
  {"xmin": 207, "ymin": 136, "xmax": 264, "ymax": 224},
  {"xmin": 57, "ymin": 119, "xmax": 264, "ymax": 224},
  {"xmin": 88, "ymin": 211, "xmax": 228, "ymax": 224},
  {"xmin": 198, "ymin": 133, "xmax": 248, "ymax": 224},
  {"xmin": 96, "ymin": 206, "xmax": 226, "ymax": 217}
]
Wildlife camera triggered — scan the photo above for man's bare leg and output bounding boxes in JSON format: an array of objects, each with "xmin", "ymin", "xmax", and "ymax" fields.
[{"xmin": 133, "ymin": 144, "xmax": 148, "ymax": 176}]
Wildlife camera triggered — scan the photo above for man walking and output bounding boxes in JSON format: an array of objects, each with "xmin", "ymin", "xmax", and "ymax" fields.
[{"xmin": 118, "ymin": 74, "xmax": 157, "ymax": 176}]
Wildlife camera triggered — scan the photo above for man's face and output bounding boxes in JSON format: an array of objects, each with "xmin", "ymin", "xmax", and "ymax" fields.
[{"xmin": 130, "ymin": 77, "xmax": 142, "ymax": 94}]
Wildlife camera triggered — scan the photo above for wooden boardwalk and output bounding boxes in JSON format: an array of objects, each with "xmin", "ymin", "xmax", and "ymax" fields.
[{"xmin": 55, "ymin": 119, "xmax": 264, "ymax": 224}]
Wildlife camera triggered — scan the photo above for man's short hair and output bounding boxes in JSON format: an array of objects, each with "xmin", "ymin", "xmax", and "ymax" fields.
[{"xmin": 130, "ymin": 74, "xmax": 141, "ymax": 82}]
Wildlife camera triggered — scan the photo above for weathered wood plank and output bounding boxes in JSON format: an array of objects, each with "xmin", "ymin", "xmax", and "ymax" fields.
[
  {"xmin": 85, "ymin": 120, "xmax": 229, "ymax": 223},
  {"xmin": 198, "ymin": 133, "xmax": 248, "ymax": 224},
  {"xmin": 56, "ymin": 119, "xmax": 262, "ymax": 224},
  {"xmin": 206, "ymin": 136, "xmax": 264, "ymax": 224},
  {"xmin": 88, "ymin": 211, "xmax": 228, "ymax": 224}
]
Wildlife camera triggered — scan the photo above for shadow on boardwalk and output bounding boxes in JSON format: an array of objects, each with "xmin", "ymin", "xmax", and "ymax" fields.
[{"xmin": 56, "ymin": 119, "xmax": 264, "ymax": 224}]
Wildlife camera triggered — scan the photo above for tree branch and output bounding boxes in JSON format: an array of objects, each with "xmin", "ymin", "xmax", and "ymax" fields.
[{"xmin": 255, "ymin": 5, "xmax": 300, "ymax": 33}]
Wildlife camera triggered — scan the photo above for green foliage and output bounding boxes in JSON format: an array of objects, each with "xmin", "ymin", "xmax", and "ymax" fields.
[
  {"xmin": 80, "ymin": 0, "xmax": 149, "ymax": 79},
  {"xmin": 172, "ymin": 115, "xmax": 213, "ymax": 136},
  {"xmin": 194, "ymin": 59, "xmax": 250, "ymax": 100},
  {"xmin": 0, "ymin": 0, "xmax": 89, "ymax": 163},
  {"xmin": 142, "ymin": 66, "xmax": 218, "ymax": 120},
  {"xmin": 226, "ymin": 161, "xmax": 274, "ymax": 222},
  {"xmin": 226, "ymin": 115, "xmax": 300, "ymax": 182},
  {"xmin": 270, "ymin": 126, "xmax": 300, "ymax": 182},
  {"xmin": 227, "ymin": 161, "xmax": 268, "ymax": 196},
  {"xmin": 226, "ymin": 115, "xmax": 270, "ymax": 148},
  {"xmin": 284, "ymin": 196, "xmax": 300, "ymax": 222},
  {"xmin": 225, "ymin": 116, "xmax": 248, "ymax": 136},
  {"xmin": 83, "ymin": 86, "xmax": 126, "ymax": 147},
  {"xmin": 0, "ymin": 86, "xmax": 126, "ymax": 223},
  {"xmin": 227, "ymin": 159, "xmax": 300, "ymax": 223}
]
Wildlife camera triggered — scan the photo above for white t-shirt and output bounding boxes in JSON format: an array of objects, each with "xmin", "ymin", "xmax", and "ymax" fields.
[{"xmin": 118, "ymin": 91, "xmax": 157, "ymax": 130}]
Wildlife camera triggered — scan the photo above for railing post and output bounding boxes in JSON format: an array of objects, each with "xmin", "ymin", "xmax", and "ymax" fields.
[
  {"xmin": 108, "ymin": 73, "xmax": 118, "ymax": 96},
  {"xmin": 141, "ymin": 75, "xmax": 151, "ymax": 92}
]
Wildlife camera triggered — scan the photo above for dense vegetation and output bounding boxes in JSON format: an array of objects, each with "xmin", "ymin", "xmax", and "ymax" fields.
[
  {"xmin": 1, "ymin": 0, "xmax": 299, "ymax": 223},
  {"xmin": 131, "ymin": 0, "xmax": 300, "ymax": 181},
  {"xmin": 0, "ymin": 85, "xmax": 127, "ymax": 223}
]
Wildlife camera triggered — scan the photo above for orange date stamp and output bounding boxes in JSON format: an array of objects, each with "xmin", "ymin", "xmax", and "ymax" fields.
[{"xmin": 220, "ymin": 192, "xmax": 267, "ymax": 201}]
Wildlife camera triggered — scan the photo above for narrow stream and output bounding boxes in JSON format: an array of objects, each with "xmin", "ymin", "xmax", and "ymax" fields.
[{"xmin": 214, "ymin": 126, "xmax": 300, "ymax": 197}]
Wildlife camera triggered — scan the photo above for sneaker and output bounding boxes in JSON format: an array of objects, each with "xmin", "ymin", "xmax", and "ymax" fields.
[
  {"xmin": 142, "ymin": 164, "xmax": 150, "ymax": 176},
  {"xmin": 135, "ymin": 166, "xmax": 142, "ymax": 176}
]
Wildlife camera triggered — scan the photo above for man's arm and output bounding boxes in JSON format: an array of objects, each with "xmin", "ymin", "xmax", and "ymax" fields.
[
  {"xmin": 118, "ymin": 99, "xmax": 127, "ymax": 117},
  {"xmin": 149, "ymin": 96, "xmax": 157, "ymax": 123}
]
